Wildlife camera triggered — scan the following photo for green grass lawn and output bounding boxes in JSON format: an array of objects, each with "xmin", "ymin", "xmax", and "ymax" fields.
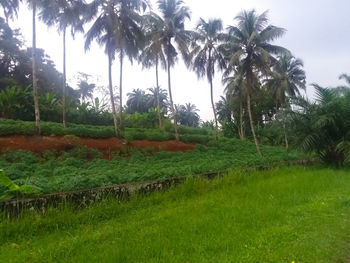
[{"xmin": 1, "ymin": 166, "xmax": 350, "ymax": 262}]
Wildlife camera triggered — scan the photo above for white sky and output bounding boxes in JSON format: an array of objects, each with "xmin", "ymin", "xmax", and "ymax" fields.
[{"xmin": 11, "ymin": 0, "xmax": 350, "ymax": 121}]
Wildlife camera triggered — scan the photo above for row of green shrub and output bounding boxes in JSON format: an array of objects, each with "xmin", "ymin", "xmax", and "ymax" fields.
[
  {"xmin": 0, "ymin": 119, "xmax": 213, "ymax": 143},
  {"xmin": 0, "ymin": 138, "xmax": 306, "ymax": 196}
]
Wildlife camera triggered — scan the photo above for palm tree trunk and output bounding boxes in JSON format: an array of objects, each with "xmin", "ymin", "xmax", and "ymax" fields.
[
  {"xmin": 282, "ymin": 106, "xmax": 289, "ymax": 149},
  {"xmin": 119, "ymin": 51, "xmax": 123, "ymax": 137},
  {"xmin": 239, "ymin": 100, "xmax": 244, "ymax": 140},
  {"xmin": 246, "ymin": 69, "xmax": 262, "ymax": 156},
  {"xmin": 155, "ymin": 60, "xmax": 162, "ymax": 129},
  {"xmin": 108, "ymin": 52, "xmax": 118, "ymax": 137},
  {"xmin": 209, "ymin": 78, "xmax": 218, "ymax": 141},
  {"xmin": 283, "ymin": 122, "xmax": 289, "ymax": 149},
  {"xmin": 166, "ymin": 53, "xmax": 179, "ymax": 141},
  {"xmin": 32, "ymin": 0, "xmax": 40, "ymax": 135},
  {"xmin": 208, "ymin": 49, "xmax": 218, "ymax": 141},
  {"xmin": 62, "ymin": 27, "xmax": 67, "ymax": 128}
]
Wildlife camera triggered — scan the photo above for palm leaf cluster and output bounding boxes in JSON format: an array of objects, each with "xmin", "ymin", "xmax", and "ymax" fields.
[
  {"xmin": 125, "ymin": 87, "xmax": 168, "ymax": 114},
  {"xmin": 293, "ymin": 85, "xmax": 350, "ymax": 166}
]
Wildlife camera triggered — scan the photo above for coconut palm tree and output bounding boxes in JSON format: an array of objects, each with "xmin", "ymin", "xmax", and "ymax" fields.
[
  {"xmin": 139, "ymin": 13, "xmax": 167, "ymax": 128},
  {"xmin": 190, "ymin": 18, "xmax": 226, "ymax": 140},
  {"xmin": 40, "ymin": 0, "xmax": 87, "ymax": 128},
  {"xmin": 86, "ymin": 0, "xmax": 148, "ymax": 137},
  {"xmin": 114, "ymin": 0, "xmax": 148, "ymax": 130},
  {"xmin": 27, "ymin": 0, "xmax": 42, "ymax": 135},
  {"xmin": 267, "ymin": 55, "xmax": 306, "ymax": 109},
  {"xmin": 1, "ymin": 0, "xmax": 20, "ymax": 23},
  {"xmin": 221, "ymin": 10, "xmax": 289, "ymax": 156},
  {"xmin": 266, "ymin": 55, "xmax": 306, "ymax": 148},
  {"xmin": 153, "ymin": 0, "xmax": 192, "ymax": 140},
  {"xmin": 85, "ymin": 0, "xmax": 120, "ymax": 137}
]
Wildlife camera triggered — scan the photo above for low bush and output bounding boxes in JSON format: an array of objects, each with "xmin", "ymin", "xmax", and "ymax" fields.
[
  {"xmin": 0, "ymin": 138, "xmax": 306, "ymax": 196},
  {"xmin": 0, "ymin": 119, "xmax": 209, "ymax": 143}
]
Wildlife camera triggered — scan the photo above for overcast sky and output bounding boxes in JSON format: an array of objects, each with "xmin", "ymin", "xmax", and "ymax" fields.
[{"xmin": 11, "ymin": 0, "xmax": 350, "ymax": 121}]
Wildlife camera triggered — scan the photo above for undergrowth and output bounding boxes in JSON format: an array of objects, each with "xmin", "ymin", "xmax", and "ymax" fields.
[{"xmin": 0, "ymin": 138, "xmax": 306, "ymax": 195}]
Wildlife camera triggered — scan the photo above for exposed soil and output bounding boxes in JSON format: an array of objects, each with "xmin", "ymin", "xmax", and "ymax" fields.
[{"xmin": 0, "ymin": 136, "xmax": 196, "ymax": 157}]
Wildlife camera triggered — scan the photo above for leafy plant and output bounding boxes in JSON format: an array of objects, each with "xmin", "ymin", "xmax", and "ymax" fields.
[
  {"xmin": 292, "ymin": 85, "xmax": 350, "ymax": 166},
  {"xmin": 0, "ymin": 169, "xmax": 41, "ymax": 200}
]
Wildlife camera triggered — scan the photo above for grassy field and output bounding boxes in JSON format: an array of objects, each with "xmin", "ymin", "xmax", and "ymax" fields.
[{"xmin": 1, "ymin": 166, "xmax": 350, "ymax": 262}]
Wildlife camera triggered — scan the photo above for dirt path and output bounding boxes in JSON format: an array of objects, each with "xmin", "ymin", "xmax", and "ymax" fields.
[{"xmin": 0, "ymin": 136, "xmax": 196, "ymax": 155}]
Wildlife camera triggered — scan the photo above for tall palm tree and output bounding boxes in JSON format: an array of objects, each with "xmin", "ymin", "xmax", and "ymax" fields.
[
  {"xmin": 139, "ymin": 13, "xmax": 167, "ymax": 128},
  {"xmin": 27, "ymin": 0, "xmax": 41, "ymax": 135},
  {"xmin": 154, "ymin": 0, "xmax": 192, "ymax": 141},
  {"xmin": 113, "ymin": 0, "xmax": 148, "ymax": 131},
  {"xmin": 190, "ymin": 18, "xmax": 226, "ymax": 140},
  {"xmin": 85, "ymin": 0, "xmax": 120, "ymax": 137},
  {"xmin": 85, "ymin": 0, "xmax": 147, "ymax": 137},
  {"xmin": 1, "ymin": 0, "xmax": 20, "ymax": 23},
  {"xmin": 40, "ymin": 0, "xmax": 87, "ymax": 128},
  {"xmin": 222, "ymin": 10, "xmax": 289, "ymax": 156},
  {"xmin": 266, "ymin": 55, "xmax": 306, "ymax": 149},
  {"xmin": 267, "ymin": 55, "xmax": 306, "ymax": 109}
]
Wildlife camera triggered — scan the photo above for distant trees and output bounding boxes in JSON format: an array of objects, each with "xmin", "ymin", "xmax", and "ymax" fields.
[
  {"xmin": 147, "ymin": 87, "xmax": 168, "ymax": 113},
  {"xmin": 125, "ymin": 87, "xmax": 168, "ymax": 115},
  {"xmin": 126, "ymin": 88, "xmax": 149, "ymax": 114},
  {"xmin": 176, "ymin": 103, "xmax": 200, "ymax": 127},
  {"xmin": 77, "ymin": 73, "xmax": 95, "ymax": 103}
]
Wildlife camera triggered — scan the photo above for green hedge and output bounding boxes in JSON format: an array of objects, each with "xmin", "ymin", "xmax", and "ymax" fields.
[{"xmin": 0, "ymin": 119, "xmax": 213, "ymax": 143}]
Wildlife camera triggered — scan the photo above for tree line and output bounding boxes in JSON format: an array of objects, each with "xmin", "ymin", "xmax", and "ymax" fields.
[{"xmin": 1, "ymin": 0, "xmax": 349, "ymax": 162}]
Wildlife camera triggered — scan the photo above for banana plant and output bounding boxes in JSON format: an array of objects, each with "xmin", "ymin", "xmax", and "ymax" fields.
[{"xmin": 0, "ymin": 170, "xmax": 41, "ymax": 200}]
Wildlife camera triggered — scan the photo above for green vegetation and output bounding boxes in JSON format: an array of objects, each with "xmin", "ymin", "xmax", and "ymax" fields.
[
  {"xmin": 0, "ymin": 139, "xmax": 303, "ymax": 195},
  {"xmin": 292, "ymin": 85, "xmax": 350, "ymax": 166},
  {"xmin": 0, "ymin": 170, "xmax": 41, "ymax": 200},
  {"xmin": 0, "ymin": 118, "xmax": 212, "ymax": 142},
  {"xmin": 1, "ymin": 167, "xmax": 350, "ymax": 262}
]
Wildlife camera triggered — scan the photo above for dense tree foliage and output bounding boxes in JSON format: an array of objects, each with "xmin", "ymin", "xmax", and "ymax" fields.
[{"xmin": 0, "ymin": 1, "xmax": 349, "ymax": 165}]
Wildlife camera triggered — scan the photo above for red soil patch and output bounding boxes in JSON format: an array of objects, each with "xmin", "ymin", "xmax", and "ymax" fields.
[{"xmin": 0, "ymin": 136, "xmax": 196, "ymax": 156}]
